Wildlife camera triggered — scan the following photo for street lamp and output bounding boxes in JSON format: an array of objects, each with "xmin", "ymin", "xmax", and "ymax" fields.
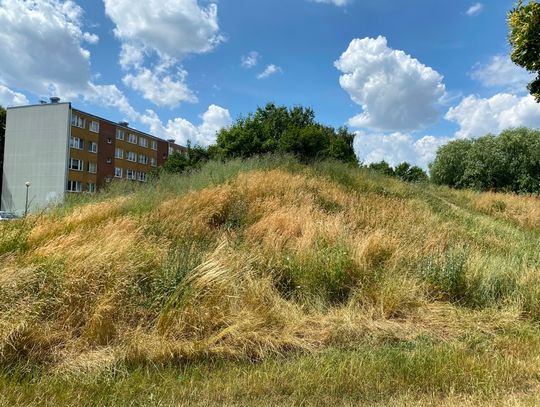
[{"xmin": 24, "ymin": 181, "xmax": 30, "ymax": 217}]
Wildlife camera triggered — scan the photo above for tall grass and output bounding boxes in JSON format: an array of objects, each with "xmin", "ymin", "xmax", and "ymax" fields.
[{"xmin": 1, "ymin": 156, "xmax": 540, "ymax": 404}]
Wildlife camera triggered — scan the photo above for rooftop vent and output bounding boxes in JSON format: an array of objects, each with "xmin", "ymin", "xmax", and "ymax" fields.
[
  {"xmin": 119, "ymin": 121, "xmax": 129, "ymax": 127},
  {"xmin": 49, "ymin": 97, "xmax": 60, "ymax": 104},
  {"xmin": 167, "ymin": 138, "xmax": 175, "ymax": 143}
]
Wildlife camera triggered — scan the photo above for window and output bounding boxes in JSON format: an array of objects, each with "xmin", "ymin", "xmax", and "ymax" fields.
[
  {"xmin": 107, "ymin": 138, "xmax": 112, "ymax": 144},
  {"xmin": 106, "ymin": 157, "xmax": 112, "ymax": 164},
  {"xmin": 70, "ymin": 137, "xmax": 83, "ymax": 150},
  {"xmin": 150, "ymin": 157, "xmax": 157, "ymax": 167},
  {"xmin": 115, "ymin": 148, "xmax": 124, "ymax": 159},
  {"xmin": 168, "ymin": 146, "xmax": 174, "ymax": 155},
  {"xmin": 67, "ymin": 180, "xmax": 82, "ymax": 192},
  {"xmin": 138, "ymin": 172, "xmax": 147, "ymax": 182},
  {"xmin": 69, "ymin": 158, "xmax": 84, "ymax": 171},
  {"xmin": 90, "ymin": 121, "xmax": 100, "ymax": 133},
  {"xmin": 139, "ymin": 137, "xmax": 148, "ymax": 148},
  {"xmin": 71, "ymin": 114, "xmax": 85, "ymax": 129},
  {"xmin": 151, "ymin": 140, "xmax": 157, "ymax": 150},
  {"xmin": 116, "ymin": 129, "xmax": 125, "ymax": 140},
  {"xmin": 114, "ymin": 167, "xmax": 123, "ymax": 178},
  {"xmin": 126, "ymin": 169, "xmax": 137, "ymax": 180},
  {"xmin": 87, "ymin": 183, "xmax": 96, "ymax": 193},
  {"xmin": 138, "ymin": 154, "xmax": 148, "ymax": 165},
  {"xmin": 127, "ymin": 151, "xmax": 137, "ymax": 162},
  {"xmin": 128, "ymin": 133, "xmax": 137, "ymax": 144},
  {"xmin": 88, "ymin": 141, "xmax": 98, "ymax": 153},
  {"xmin": 88, "ymin": 162, "xmax": 97, "ymax": 174}
]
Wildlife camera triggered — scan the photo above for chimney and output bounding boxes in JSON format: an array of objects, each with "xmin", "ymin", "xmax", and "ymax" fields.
[
  {"xmin": 49, "ymin": 97, "xmax": 60, "ymax": 104},
  {"xmin": 119, "ymin": 121, "xmax": 129, "ymax": 127}
]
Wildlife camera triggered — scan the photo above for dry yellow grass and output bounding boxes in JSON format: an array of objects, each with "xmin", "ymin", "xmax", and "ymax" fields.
[{"xmin": 1, "ymin": 166, "xmax": 539, "ymax": 380}]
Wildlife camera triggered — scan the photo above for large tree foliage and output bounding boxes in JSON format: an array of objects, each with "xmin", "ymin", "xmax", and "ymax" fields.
[
  {"xmin": 368, "ymin": 160, "xmax": 428, "ymax": 183},
  {"xmin": 430, "ymin": 128, "xmax": 540, "ymax": 193},
  {"xmin": 214, "ymin": 103, "xmax": 358, "ymax": 165},
  {"xmin": 509, "ymin": 0, "xmax": 540, "ymax": 100}
]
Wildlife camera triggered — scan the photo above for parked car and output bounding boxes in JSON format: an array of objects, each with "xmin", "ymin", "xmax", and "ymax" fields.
[{"xmin": 0, "ymin": 211, "xmax": 18, "ymax": 221}]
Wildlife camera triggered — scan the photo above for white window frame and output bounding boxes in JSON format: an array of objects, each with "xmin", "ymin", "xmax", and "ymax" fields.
[
  {"xmin": 128, "ymin": 133, "xmax": 137, "ymax": 144},
  {"xmin": 116, "ymin": 129, "xmax": 125, "ymax": 140},
  {"xmin": 69, "ymin": 158, "xmax": 84, "ymax": 171},
  {"xmin": 139, "ymin": 137, "xmax": 148, "ymax": 148},
  {"xmin": 127, "ymin": 151, "xmax": 137, "ymax": 162},
  {"xmin": 88, "ymin": 141, "xmax": 98, "ymax": 153},
  {"xmin": 70, "ymin": 137, "xmax": 83, "ymax": 150},
  {"xmin": 71, "ymin": 114, "xmax": 85, "ymax": 129},
  {"xmin": 90, "ymin": 121, "xmax": 100, "ymax": 133},
  {"xmin": 150, "ymin": 157, "xmax": 157, "ymax": 167},
  {"xmin": 114, "ymin": 167, "xmax": 123, "ymax": 178},
  {"xmin": 87, "ymin": 183, "xmax": 96, "ymax": 193},
  {"xmin": 88, "ymin": 162, "xmax": 97, "ymax": 174},
  {"xmin": 67, "ymin": 180, "xmax": 83, "ymax": 192},
  {"xmin": 126, "ymin": 169, "xmax": 137, "ymax": 180},
  {"xmin": 138, "ymin": 172, "xmax": 147, "ymax": 182},
  {"xmin": 138, "ymin": 154, "xmax": 148, "ymax": 165},
  {"xmin": 151, "ymin": 140, "xmax": 157, "ymax": 150},
  {"xmin": 115, "ymin": 148, "xmax": 124, "ymax": 159}
]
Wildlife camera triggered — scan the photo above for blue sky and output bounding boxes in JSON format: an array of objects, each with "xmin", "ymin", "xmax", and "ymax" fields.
[{"xmin": 1, "ymin": 0, "xmax": 539, "ymax": 168}]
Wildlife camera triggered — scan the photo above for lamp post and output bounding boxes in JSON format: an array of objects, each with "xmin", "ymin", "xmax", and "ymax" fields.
[{"xmin": 24, "ymin": 181, "xmax": 30, "ymax": 217}]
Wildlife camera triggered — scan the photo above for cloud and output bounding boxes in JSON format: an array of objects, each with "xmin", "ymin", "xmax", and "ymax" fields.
[
  {"xmin": 103, "ymin": 0, "xmax": 223, "ymax": 108},
  {"xmin": 309, "ymin": 0, "xmax": 352, "ymax": 6},
  {"xmin": 466, "ymin": 3, "xmax": 483, "ymax": 17},
  {"xmin": 122, "ymin": 68, "xmax": 197, "ymax": 107},
  {"xmin": 470, "ymin": 54, "xmax": 533, "ymax": 92},
  {"xmin": 0, "ymin": 0, "xmax": 96, "ymax": 98},
  {"xmin": 103, "ymin": 0, "xmax": 222, "ymax": 59},
  {"xmin": 335, "ymin": 36, "xmax": 446, "ymax": 132},
  {"xmin": 241, "ymin": 51, "xmax": 260, "ymax": 68},
  {"xmin": 257, "ymin": 64, "xmax": 282, "ymax": 79},
  {"xmin": 354, "ymin": 131, "xmax": 448, "ymax": 168},
  {"xmin": 0, "ymin": 84, "xmax": 28, "ymax": 107},
  {"xmin": 445, "ymin": 93, "xmax": 540, "ymax": 139},
  {"xmin": 144, "ymin": 104, "xmax": 232, "ymax": 147}
]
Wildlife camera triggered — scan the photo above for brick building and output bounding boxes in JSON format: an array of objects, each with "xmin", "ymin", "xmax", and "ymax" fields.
[{"xmin": 1, "ymin": 99, "xmax": 186, "ymax": 214}]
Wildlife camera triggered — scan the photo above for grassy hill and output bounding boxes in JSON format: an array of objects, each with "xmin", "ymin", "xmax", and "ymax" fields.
[{"xmin": 1, "ymin": 156, "xmax": 540, "ymax": 406}]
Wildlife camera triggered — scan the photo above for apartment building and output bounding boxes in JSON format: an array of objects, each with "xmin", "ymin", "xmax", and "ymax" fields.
[{"xmin": 1, "ymin": 99, "xmax": 186, "ymax": 214}]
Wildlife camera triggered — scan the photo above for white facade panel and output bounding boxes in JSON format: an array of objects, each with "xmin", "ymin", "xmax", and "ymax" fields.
[{"xmin": 1, "ymin": 103, "xmax": 70, "ymax": 214}]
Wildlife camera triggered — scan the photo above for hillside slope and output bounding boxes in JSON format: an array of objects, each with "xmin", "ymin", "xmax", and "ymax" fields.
[{"xmin": 1, "ymin": 158, "xmax": 540, "ymax": 404}]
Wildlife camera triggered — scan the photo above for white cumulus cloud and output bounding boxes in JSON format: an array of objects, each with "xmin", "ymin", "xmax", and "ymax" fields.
[
  {"xmin": 445, "ymin": 93, "xmax": 540, "ymax": 139},
  {"xmin": 335, "ymin": 36, "xmax": 446, "ymax": 132},
  {"xmin": 123, "ymin": 68, "xmax": 197, "ymax": 107},
  {"xmin": 0, "ymin": 0, "xmax": 96, "ymax": 98},
  {"xmin": 354, "ymin": 131, "xmax": 448, "ymax": 168},
  {"xmin": 257, "ymin": 64, "xmax": 282, "ymax": 79},
  {"xmin": 0, "ymin": 84, "xmax": 28, "ymax": 107},
  {"xmin": 103, "ymin": 0, "xmax": 222, "ymax": 58},
  {"xmin": 144, "ymin": 104, "xmax": 232, "ymax": 147},
  {"xmin": 466, "ymin": 3, "xmax": 484, "ymax": 17},
  {"xmin": 470, "ymin": 54, "xmax": 533, "ymax": 92}
]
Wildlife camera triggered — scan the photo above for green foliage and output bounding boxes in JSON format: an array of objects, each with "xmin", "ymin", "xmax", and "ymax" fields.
[
  {"xmin": 368, "ymin": 160, "xmax": 428, "ymax": 183},
  {"xmin": 160, "ymin": 143, "xmax": 213, "ymax": 175},
  {"xmin": 215, "ymin": 103, "xmax": 358, "ymax": 165},
  {"xmin": 509, "ymin": 1, "xmax": 540, "ymax": 100},
  {"xmin": 430, "ymin": 128, "xmax": 540, "ymax": 193}
]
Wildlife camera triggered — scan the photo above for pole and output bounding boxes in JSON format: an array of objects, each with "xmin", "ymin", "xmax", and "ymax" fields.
[{"xmin": 24, "ymin": 181, "xmax": 30, "ymax": 217}]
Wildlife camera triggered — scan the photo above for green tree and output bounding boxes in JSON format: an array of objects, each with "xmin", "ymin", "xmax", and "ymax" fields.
[
  {"xmin": 368, "ymin": 161, "xmax": 395, "ymax": 177},
  {"xmin": 215, "ymin": 103, "xmax": 357, "ymax": 165},
  {"xmin": 394, "ymin": 162, "xmax": 428, "ymax": 183},
  {"xmin": 430, "ymin": 139, "xmax": 473, "ymax": 188},
  {"xmin": 509, "ymin": 0, "xmax": 540, "ymax": 100}
]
